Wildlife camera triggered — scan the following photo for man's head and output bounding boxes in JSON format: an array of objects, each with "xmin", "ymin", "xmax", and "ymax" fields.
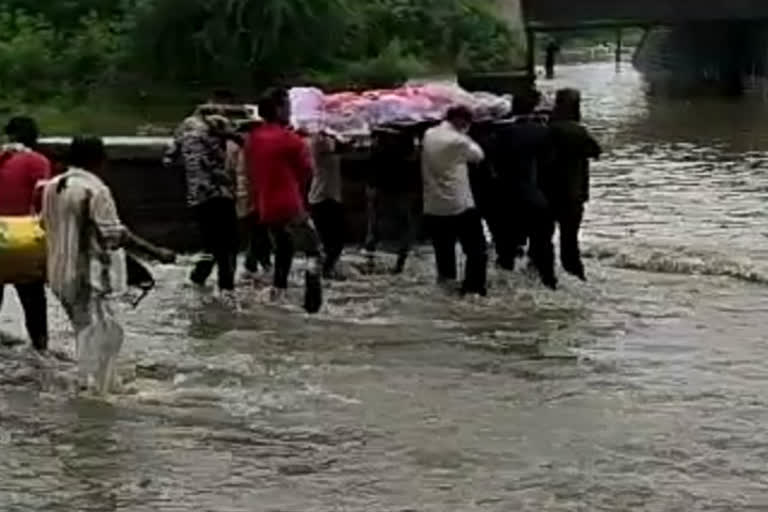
[
  {"xmin": 5, "ymin": 116, "xmax": 39, "ymax": 148},
  {"xmin": 552, "ymin": 88, "xmax": 582, "ymax": 122},
  {"xmin": 68, "ymin": 135, "xmax": 107, "ymax": 172},
  {"xmin": 512, "ymin": 89, "xmax": 542, "ymax": 117},
  {"xmin": 258, "ymin": 88, "xmax": 291, "ymax": 126},
  {"xmin": 445, "ymin": 105, "xmax": 474, "ymax": 133}
]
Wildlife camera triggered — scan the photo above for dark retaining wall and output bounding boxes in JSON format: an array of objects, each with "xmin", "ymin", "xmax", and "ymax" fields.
[{"xmin": 38, "ymin": 137, "xmax": 390, "ymax": 252}]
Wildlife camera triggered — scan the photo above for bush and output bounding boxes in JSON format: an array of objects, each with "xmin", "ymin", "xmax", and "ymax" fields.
[
  {"xmin": 0, "ymin": 10, "xmax": 59, "ymax": 100},
  {"xmin": 333, "ymin": 40, "xmax": 429, "ymax": 90},
  {"xmin": 0, "ymin": 0, "xmax": 525, "ymax": 132},
  {"xmin": 0, "ymin": 7, "xmax": 127, "ymax": 102}
]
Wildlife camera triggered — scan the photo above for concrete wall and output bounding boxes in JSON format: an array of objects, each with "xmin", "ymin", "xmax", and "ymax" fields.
[
  {"xmin": 521, "ymin": 0, "xmax": 768, "ymax": 28},
  {"xmin": 38, "ymin": 138, "xmax": 392, "ymax": 253},
  {"xmin": 633, "ymin": 21, "xmax": 768, "ymax": 95}
]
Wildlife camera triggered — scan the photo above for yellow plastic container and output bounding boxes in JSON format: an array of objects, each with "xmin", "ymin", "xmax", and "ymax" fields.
[{"xmin": 0, "ymin": 216, "xmax": 46, "ymax": 284}]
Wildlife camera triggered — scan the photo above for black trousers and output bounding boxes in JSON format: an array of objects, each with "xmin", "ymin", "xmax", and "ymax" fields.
[
  {"xmin": 533, "ymin": 201, "xmax": 586, "ymax": 283},
  {"xmin": 270, "ymin": 217, "xmax": 323, "ymax": 290},
  {"xmin": 191, "ymin": 198, "xmax": 238, "ymax": 291},
  {"xmin": 500, "ymin": 189, "xmax": 549, "ymax": 270},
  {"xmin": 311, "ymin": 199, "xmax": 345, "ymax": 275},
  {"xmin": 425, "ymin": 209, "xmax": 488, "ymax": 296},
  {"xmin": 0, "ymin": 282, "xmax": 47, "ymax": 351},
  {"xmin": 364, "ymin": 186, "xmax": 420, "ymax": 268},
  {"xmin": 243, "ymin": 213, "xmax": 273, "ymax": 274},
  {"xmin": 557, "ymin": 203, "xmax": 586, "ymax": 279}
]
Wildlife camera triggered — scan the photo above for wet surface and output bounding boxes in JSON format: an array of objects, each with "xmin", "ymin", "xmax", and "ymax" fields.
[{"xmin": 3, "ymin": 63, "xmax": 768, "ymax": 510}]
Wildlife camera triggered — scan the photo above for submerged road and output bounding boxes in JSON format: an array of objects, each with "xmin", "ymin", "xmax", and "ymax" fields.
[{"xmin": 2, "ymin": 63, "xmax": 768, "ymax": 511}]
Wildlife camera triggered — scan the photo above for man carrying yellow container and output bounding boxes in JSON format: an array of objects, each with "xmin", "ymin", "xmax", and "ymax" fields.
[{"xmin": 0, "ymin": 117, "xmax": 51, "ymax": 351}]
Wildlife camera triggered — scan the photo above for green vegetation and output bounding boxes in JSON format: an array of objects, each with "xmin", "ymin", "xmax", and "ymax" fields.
[{"xmin": 0, "ymin": 0, "xmax": 524, "ymax": 134}]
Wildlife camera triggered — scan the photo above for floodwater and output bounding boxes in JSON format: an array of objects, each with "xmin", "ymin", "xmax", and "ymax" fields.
[{"xmin": 3, "ymin": 63, "xmax": 768, "ymax": 511}]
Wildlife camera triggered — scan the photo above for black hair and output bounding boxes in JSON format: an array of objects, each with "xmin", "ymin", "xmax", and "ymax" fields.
[
  {"xmin": 512, "ymin": 89, "xmax": 542, "ymax": 116},
  {"xmin": 68, "ymin": 135, "xmax": 106, "ymax": 170},
  {"xmin": 445, "ymin": 105, "xmax": 474, "ymax": 124},
  {"xmin": 5, "ymin": 116, "xmax": 39, "ymax": 147},
  {"xmin": 258, "ymin": 87, "xmax": 289, "ymax": 123},
  {"xmin": 552, "ymin": 88, "xmax": 582, "ymax": 122}
]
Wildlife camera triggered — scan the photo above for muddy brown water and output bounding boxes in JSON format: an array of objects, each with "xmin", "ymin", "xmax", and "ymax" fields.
[{"xmin": 2, "ymin": 63, "xmax": 768, "ymax": 511}]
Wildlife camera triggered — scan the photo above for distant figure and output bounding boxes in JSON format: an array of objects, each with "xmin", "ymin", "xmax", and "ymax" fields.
[
  {"xmin": 364, "ymin": 127, "xmax": 422, "ymax": 275},
  {"xmin": 42, "ymin": 136, "xmax": 174, "ymax": 392},
  {"xmin": 246, "ymin": 88, "xmax": 323, "ymax": 313},
  {"xmin": 309, "ymin": 131, "xmax": 347, "ymax": 279},
  {"xmin": 537, "ymin": 89, "xmax": 602, "ymax": 283},
  {"xmin": 545, "ymin": 41, "xmax": 560, "ymax": 80},
  {"xmin": 421, "ymin": 106, "xmax": 488, "ymax": 296},
  {"xmin": 165, "ymin": 97, "xmax": 238, "ymax": 294},
  {"xmin": 0, "ymin": 116, "xmax": 51, "ymax": 351}
]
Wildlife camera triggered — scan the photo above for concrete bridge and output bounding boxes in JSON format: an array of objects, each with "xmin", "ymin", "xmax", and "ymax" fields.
[
  {"xmin": 521, "ymin": 0, "xmax": 768, "ymax": 30},
  {"xmin": 513, "ymin": 0, "xmax": 768, "ymax": 95}
]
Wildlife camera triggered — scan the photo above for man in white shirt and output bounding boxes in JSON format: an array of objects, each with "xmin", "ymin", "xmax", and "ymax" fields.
[
  {"xmin": 42, "ymin": 136, "xmax": 174, "ymax": 393},
  {"xmin": 309, "ymin": 131, "xmax": 346, "ymax": 279},
  {"xmin": 421, "ymin": 106, "xmax": 488, "ymax": 296}
]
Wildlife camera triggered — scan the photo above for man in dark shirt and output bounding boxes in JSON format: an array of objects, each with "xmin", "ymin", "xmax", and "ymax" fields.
[
  {"xmin": 364, "ymin": 127, "xmax": 422, "ymax": 274},
  {"xmin": 538, "ymin": 88, "xmax": 602, "ymax": 283},
  {"xmin": 491, "ymin": 90, "xmax": 552, "ymax": 269}
]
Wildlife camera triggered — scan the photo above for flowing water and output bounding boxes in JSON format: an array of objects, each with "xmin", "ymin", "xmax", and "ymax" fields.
[{"xmin": 2, "ymin": 63, "xmax": 768, "ymax": 511}]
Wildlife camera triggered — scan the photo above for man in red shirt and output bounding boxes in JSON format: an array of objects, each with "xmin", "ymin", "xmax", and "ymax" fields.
[
  {"xmin": 246, "ymin": 88, "xmax": 323, "ymax": 313},
  {"xmin": 0, "ymin": 117, "xmax": 51, "ymax": 351}
]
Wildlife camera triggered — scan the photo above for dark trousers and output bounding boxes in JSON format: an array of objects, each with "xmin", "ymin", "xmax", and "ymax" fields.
[
  {"xmin": 425, "ymin": 209, "xmax": 488, "ymax": 296},
  {"xmin": 364, "ymin": 186, "xmax": 420, "ymax": 267},
  {"xmin": 557, "ymin": 203, "xmax": 586, "ymax": 279},
  {"xmin": 500, "ymin": 190, "xmax": 549, "ymax": 270},
  {"xmin": 311, "ymin": 200, "xmax": 345, "ymax": 275},
  {"xmin": 534, "ymin": 201, "xmax": 586, "ymax": 283},
  {"xmin": 270, "ymin": 217, "xmax": 323, "ymax": 290},
  {"xmin": 0, "ymin": 282, "xmax": 47, "ymax": 351},
  {"xmin": 191, "ymin": 198, "xmax": 238, "ymax": 291},
  {"xmin": 494, "ymin": 199, "xmax": 524, "ymax": 270},
  {"xmin": 243, "ymin": 213, "xmax": 273, "ymax": 273}
]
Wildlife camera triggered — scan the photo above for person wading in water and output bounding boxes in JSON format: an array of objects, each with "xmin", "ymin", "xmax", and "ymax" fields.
[
  {"xmin": 165, "ymin": 96, "xmax": 239, "ymax": 297},
  {"xmin": 538, "ymin": 88, "xmax": 602, "ymax": 283},
  {"xmin": 0, "ymin": 117, "xmax": 51, "ymax": 351},
  {"xmin": 42, "ymin": 136, "xmax": 174, "ymax": 392},
  {"xmin": 246, "ymin": 88, "xmax": 323, "ymax": 313},
  {"xmin": 421, "ymin": 106, "xmax": 488, "ymax": 297}
]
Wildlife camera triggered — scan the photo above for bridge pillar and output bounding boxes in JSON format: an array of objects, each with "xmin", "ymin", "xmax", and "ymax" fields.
[{"xmin": 526, "ymin": 28, "xmax": 536, "ymax": 77}]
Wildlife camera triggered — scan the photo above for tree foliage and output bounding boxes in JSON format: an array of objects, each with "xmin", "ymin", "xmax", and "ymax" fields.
[{"xmin": 0, "ymin": 0, "xmax": 523, "ymax": 102}]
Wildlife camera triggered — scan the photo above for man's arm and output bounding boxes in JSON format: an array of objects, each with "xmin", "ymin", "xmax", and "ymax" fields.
[
  {"xmin": 580, "ymin": 127, "xmax": 602, "ymax": 160},
  {"xmin": 89, "ymin": 187, "xmax": 127, "ymax": 251},
  {"xmin": 90, "ymin": 187, "xmax": 176, "ymax": 262},
  {"xmin": 30, "ymin": 155, "xmax": 52, "ymax": 214},
  {"xmin": 291, "ymin": 133, "xmax": 314, "ymax": 186},
  {"xmin": 462, "ymin": 136, "xmax": 485, "ymax": 164},
  {"xmin": 123, "ymin": 230, "xmax": 176, "ymax": 264},
  {"xmin": 163, "ymin": 136, "xmax": 182, "ymax": 167},
  {"xmin": 586, "ymin": 136, "xmax": 602, "ymax": 160}
]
